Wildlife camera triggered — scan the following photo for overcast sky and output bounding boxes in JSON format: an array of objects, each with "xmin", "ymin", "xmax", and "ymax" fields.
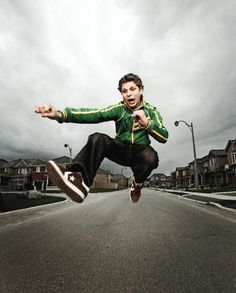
[{"xmin": 0, "ymin": 0, "xmax": 235, "ymax": 176}]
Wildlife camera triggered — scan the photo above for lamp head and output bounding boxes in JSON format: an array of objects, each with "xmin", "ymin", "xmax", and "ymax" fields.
[{"xmin": 174, "ymin": 121, "xmax": 179, "ymax": 127}]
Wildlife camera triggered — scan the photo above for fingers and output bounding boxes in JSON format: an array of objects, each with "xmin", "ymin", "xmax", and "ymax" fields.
[
  {"xmin": 132, "ymin": 110, "xmax": 148, "ymax": 127},
  {"xmin": 34, "ymin": 104, "xmax": 53, "ymax": 115},
  {"xmin": 132, "ymin": 110, "xmax": 145, "ymax": 118},
  {"xmin": 34, "ymin": 104, "xmax": 55, "ymax": 118},
  {"xmin": 34, "ymin": 104, "xmax": 59, "ymax": 120}
]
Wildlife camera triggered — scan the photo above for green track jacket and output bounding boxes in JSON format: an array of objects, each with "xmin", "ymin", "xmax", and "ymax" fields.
[{"xmin": 58, "ymin": 100, "xmax": 168, "ymax": 145}]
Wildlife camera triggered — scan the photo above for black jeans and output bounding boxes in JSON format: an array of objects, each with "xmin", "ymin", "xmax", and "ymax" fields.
[{"xmin": 69, "ymin": 132, "xmax": 159, "ymax": 187}]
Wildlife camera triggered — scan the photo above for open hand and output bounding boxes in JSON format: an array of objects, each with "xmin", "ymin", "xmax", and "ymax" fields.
[{"xmin": 34, "ymin": 104, "xmax": 60, "ymax": 120}]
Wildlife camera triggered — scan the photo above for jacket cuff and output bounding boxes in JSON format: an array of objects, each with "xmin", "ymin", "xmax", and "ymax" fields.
[
  {"xmin": 56, "ymin": 110, "xmax": 67, "ymax": 123},
  {"xmin": 139, "ymin": 119, "xmax": 152, "ymax": 131}
]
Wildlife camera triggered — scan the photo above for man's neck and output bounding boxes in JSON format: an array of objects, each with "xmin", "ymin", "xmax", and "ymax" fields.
[{"xmin": 124, "ymin": 100, "xmax": 144, "ymax": 111}]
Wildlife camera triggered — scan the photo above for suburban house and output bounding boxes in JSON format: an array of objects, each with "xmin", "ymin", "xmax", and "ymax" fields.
[
  {"xmin": 204, "ymin": 149, "xmax": 228, "ymax": 188},
  {"xmin": 149, "ymin": 173, "xmax": 171, "ymax": 188},
  {"xmin": 225, "ymin": 139, "xmax": 236, "ymax": 188},
  {"xmin": 0, "ymin": 159, "xmax": 8, "ymax": 190},
  {"xmin": 197, "ymin": 155, "xmax": 209, "ymax": 187},
  {"xmin": 112, "ymin": 174, "xmax": 128, "ymax": 189},
  {"xmin": 91, "ymin": 168, "xmax": 118, "ymax": 190},
  {"xmin": 0, "ymin": 156, "xmax": 124, "ymax": 191},
  {"xmin": 175, "ymin": 167, "xmax": 186, "ymax": 188},
  {"xmin": 171, "ymin": 138, "xmax": 236, "ymax": 189},
  {"xmin": 1, "ymin": 138, "xmax": 235, "ymax": 191},
  {"xmin": 46, "ymin": 157, "xmax": 120, "ymax": 190},
  {"xmin": 0, "ymin": 156, "xmax": 71, "ymax": 191},
  {"xmin": 170, "ymin": 170, "xmax": 177, "ymax": 188},
  {"xmin": 0, "ymin": 159, "xmax": 46, "ymax": 191},
  {"xmin": 180, "ymin": 166, "xmax": 190, "ymax": 188}
]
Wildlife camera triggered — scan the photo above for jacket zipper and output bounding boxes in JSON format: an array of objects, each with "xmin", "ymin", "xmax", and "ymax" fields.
[{"xmin": 131, "ymin": 117, "xmax": 135, "ymax": 144}]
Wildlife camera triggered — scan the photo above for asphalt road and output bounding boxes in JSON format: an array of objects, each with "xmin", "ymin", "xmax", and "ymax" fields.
[{"xmin": 0, "ymin": 189, "xmax": 235, "ymax": 293}]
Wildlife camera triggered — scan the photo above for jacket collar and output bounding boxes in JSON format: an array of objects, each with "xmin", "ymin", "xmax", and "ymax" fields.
[{"xmin": 122, "ymin": 99, "xmax": 145, "ymax": 112}]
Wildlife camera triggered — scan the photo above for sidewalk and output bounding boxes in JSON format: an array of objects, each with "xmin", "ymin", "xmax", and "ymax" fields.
[{"xmin": 160, "ymin": 189, "xmax": 236, "ymax": 212}]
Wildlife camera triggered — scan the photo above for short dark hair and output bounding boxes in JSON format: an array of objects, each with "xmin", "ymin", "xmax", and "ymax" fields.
[{"xmin": 118, "ymin": 73, "xmax": 144, "ymax": 92}]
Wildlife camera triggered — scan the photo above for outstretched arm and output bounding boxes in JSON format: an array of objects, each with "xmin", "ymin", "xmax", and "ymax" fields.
[{"xmin": 34, "ymin": 104, "xmax": 63, "ymax": 122}]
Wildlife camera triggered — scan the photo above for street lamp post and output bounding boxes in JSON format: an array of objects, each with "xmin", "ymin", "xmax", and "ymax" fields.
[
  {"xmin": 64, "ymin": 144, "xmax": 72, "ymax": 164},
  {"xmin": 174, "ymin": 120, "xmax": 199, "ymax": 189}
]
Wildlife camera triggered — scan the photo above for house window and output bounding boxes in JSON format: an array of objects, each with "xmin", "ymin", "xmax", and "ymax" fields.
[
  {"xmin": 209, "ymin": 158, "xmax": 216, "ymax": 168},
  {"xmin": 36, "ymin": 166, "xmax": 41, "ymax": 172},
  {"xmin": 231, "ymin": 152, "xmax": 236, "ymax": 164},
  {"xmin": 18, "ymin": 168, "xmax": 27, "ymax": 174}
]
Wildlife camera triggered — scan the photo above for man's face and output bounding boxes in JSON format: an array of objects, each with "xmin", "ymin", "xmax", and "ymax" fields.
[{"xmin": 121, "ymin": 81, "xmax": 143, "ymax": 109}]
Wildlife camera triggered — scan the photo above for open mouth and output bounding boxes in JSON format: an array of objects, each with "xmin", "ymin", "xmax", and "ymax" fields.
[{"xmin": 128, "ymin": 98, "xmax": 135, "ymax": 103}]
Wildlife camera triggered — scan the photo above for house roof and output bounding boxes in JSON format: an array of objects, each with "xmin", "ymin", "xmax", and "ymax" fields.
[
  {"xmin": 112, "ymin": 174, "xmax": 127, "ymax": 179},
  {"xmin": 29, "ymin": 159, "xmax": 46, "ymax": 166},
  {"xmin": 0, "ymin": 159, "xmax": 8, "ymax": 167},
  {"xmin": 149, "ymin": 173, "xmax": 167, "ymax": 179},
  {"xmin": 176, "ymin": 166, "xmax": 187, "ymax": 171},
  {"xmin": 3, "ymin": 159, "xmax": 25, "ymax": 168},
  {"xmin": 208, "ymin": 149, "xmax": 226, "ymax": 157},
  {"xmin": 225, "ymin": 138, "xmax": 236, "ymax": 152},
  {"xmin": 198, "ymin": 155, "xmax": 208, "ymax": 162},
  {"xmin": 52, "ymin": 156, "xmax": 71, "ymax": 164},
  {"xmin": 189, "ymin": 155, "xmax": 209, "ymax": 165},
  {"xmin": 150, "ymin": 173, "xmax": 165, "ymax": 177},
  {"xmin": 3, "ymin": 159, "xmax": 46, "ymax": 168}
]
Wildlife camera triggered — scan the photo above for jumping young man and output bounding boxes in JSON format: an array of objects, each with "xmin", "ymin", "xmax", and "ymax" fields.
[{"xmin": 34, "ymin": 73, "xmax": 168, "ymax": 203}]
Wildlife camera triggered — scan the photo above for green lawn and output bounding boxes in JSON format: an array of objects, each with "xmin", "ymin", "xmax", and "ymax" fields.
[{"xmin": 0, "ymin": 193, "xmax": 65, "ymax": 213}]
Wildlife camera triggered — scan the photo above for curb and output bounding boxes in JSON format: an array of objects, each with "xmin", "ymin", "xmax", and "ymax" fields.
[
  {"xmin": 208, "ymin": 201, "xmax": 236, "ymax": 213},
  {"xmin": 178, "ymin": 194, "xmax": 236, "ymax": 213},
  {"xmin": 164, "ymin": 189, "xmax": 236, "ymax": 200},
  {"xmin": 154, "ymin": 188, "xmax": 236, "ymax": 214}
]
